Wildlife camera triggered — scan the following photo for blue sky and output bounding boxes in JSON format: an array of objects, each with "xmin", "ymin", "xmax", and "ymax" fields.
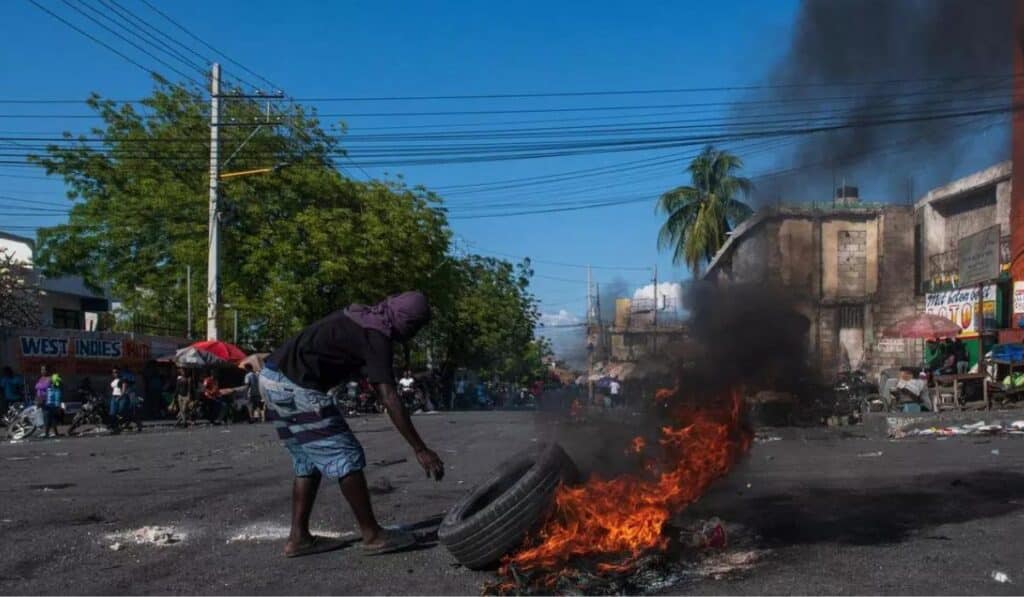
[{"xmin": 0, "ymin": 1, "xmax": 1010, "ymax": 358}]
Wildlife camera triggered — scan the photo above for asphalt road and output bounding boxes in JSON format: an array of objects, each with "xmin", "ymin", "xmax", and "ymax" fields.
[{"xmin": 1, "ymin": 412, "xmax": 1022, "ymax": 595}]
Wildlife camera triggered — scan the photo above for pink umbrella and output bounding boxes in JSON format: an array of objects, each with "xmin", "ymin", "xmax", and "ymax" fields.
[{"xmin": 884, "ymin": 313, "xmax": 962, "ymax": 339}]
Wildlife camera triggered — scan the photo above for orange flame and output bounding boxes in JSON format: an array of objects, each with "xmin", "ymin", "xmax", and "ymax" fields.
[
  {"xmin": 500, "ymin": 388, "xmax": 750, "ymax": 589},
  {"xmin": 629, "ymin": 436, "xmax": 646, "ymax": 454}
]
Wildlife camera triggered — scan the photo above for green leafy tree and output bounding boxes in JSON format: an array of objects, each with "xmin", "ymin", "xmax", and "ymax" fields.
[
  {"xmin": 28, "ymin": 80, "xmax": 547, "ymax": 385},
  {"xmin": 29, "ymin": 81, "xmax": 448, "ymax": 343},
  {"xmin": 420, "ymin": 255, "xmax": 542, "ymax": 383},
  {"xmin": 0, "ymin": 249, "xmax": 41, "ymax": 328},
  {"xmin": 656, "ymin": 145, "xmax": 753, "ymax": 275}
]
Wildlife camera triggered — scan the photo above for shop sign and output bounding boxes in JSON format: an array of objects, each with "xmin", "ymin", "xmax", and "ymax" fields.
[
  {"xmin": 1014, "ymin": 281, "xmax": 1024, "ymax": 315},
  {"xmin": 958, "ymin": 225, "xmax": 1001, "ymax": 287},
  {"xmin": 925, "ymin": 285, "xmax": 998, "ymax": 332}
]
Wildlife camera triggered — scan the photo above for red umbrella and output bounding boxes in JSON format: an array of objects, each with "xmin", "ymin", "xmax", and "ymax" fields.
[
  {"xmin": 173, "ymin": 340, "xmax": 247, "ymax": 368},
  {"xmin": 884, "ymin": 313, "xmax": 962, "ymax": 339},
  {"xmin": 190, "ymin": 340, "xmax": 247, "ymax": 361}
]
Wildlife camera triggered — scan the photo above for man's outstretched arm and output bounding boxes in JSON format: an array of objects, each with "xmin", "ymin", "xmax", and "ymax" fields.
[{"xmin": 375, "ymin": 382, "xmax": 444, "ymax": 480}]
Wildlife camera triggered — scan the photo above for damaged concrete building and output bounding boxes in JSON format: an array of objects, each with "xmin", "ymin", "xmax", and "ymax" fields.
[
  {"xmin": 703, "ymin": 189, "xmax": 917, "ymax": 378},
  {"xmin": 703, "ymin": 161, "xmax": 1014, "ymax": 379}
]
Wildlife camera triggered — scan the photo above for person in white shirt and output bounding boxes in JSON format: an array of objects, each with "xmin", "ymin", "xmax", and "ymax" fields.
[
  {"xmin": 892, "ymin": 367, "xmax": 932, "ymax": 411},
  {"xmin": 109, "ymin": 367, "xmax": 124, "ymax": 421},
  {"xmin": 609, "ymin": 377, "xmax": 622, "ymax": 408},
  {"xmin": 398, "ymin": 371, "xmax": 416, "ymax": 394}
]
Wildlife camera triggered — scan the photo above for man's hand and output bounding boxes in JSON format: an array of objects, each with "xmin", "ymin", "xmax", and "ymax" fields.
[{"xmin": 416, "ymin": 447, "xmax": 445, "ymax": 481}]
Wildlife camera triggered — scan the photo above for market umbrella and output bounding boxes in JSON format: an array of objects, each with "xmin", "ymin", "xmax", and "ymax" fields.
[
  {"xmin": 884, "ymin": 313, "xmax": 962, "ymax": 339},
  {"xmin": 173, "ymin": 340, "xmax": 247, "ymax": 368}
]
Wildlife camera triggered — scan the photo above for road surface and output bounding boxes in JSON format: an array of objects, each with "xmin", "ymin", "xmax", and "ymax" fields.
[{"xmin": 0, "ymin": 412, "xmax": 1021, "ymax": 595}]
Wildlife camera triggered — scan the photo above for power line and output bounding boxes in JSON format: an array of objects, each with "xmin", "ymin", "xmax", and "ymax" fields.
[
  {"xmin": 89, "ymin": 0, "xmax": 209, "ymax": 77},
  {"xmin": 27, "ymin": 0, "xmax": 169, "ymax": 81},
  {"xmin": 138, "ymin": 0, "xmax": 279, "ymax": 92},
  {"xmin": 1, "ymin": 73, "xmax": 1016, "ymax": 104},
  {"xmin": 56, "ymin": 0, "xmax": 205, "ymax": 87},
  {"xmin": 471, "ymin": 246, "xmax": 652, "ymax": 271}
]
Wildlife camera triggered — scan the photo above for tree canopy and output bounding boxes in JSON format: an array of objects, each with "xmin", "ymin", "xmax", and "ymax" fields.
[
  {"xmin": 656, "ymin": 145, "xmax": 753, "ymax": 275},
  {"xmin": 29, "ymin": 80, "xmax": 546, "ymax": 381}
]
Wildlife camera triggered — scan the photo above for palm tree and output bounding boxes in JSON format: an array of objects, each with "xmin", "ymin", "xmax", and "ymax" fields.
[{"xmin": 656, "ymin": 145, "xmax": 753, "ymax": 275}]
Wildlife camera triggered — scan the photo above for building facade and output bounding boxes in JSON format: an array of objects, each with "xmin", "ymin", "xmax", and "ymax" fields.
[
  {"xmin": 703, "ymin": 192, "xmax": 919, "ymax": 378},
  {"xmin": 0, "ymin": 231, "xmax": 112, "ymax": 330}
]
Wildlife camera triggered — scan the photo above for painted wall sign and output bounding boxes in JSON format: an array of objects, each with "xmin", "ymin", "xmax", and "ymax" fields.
[
  {"xmin": 958, "ymin": 225, "xmax": 1001, "ymax": 287},
  {"xmin": 925, "ymin": 285, "xmax": 999, "ymax": 332}
]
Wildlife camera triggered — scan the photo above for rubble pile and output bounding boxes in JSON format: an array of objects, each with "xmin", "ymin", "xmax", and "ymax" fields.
[{"xmin": 893, "ymin": 420, "xmax": 1024, "ymax": 439}]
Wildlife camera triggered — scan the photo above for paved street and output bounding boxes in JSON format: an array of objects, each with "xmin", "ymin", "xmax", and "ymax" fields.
[{"xmin": 1, "ymin": 412, "xmax": 1023, "ymax": 595}]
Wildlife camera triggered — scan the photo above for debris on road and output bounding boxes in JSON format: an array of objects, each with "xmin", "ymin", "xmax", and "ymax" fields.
[
  {"xmin": 372, "ymin": 457, "xmax": 407, "ymax": 467},
  {"xmin": 369, "ymin": 476, "xmax": 396, "ymax": 494},
  {"xmin": 109, "ymin": 542, "xmax": 124, "ymax": 551},
  {"xmin": 892, "ymin": 421, "xmax": 1020, "ymax": 439},
  {"xmin": 857, "ymin": 451, "xmax": 884, "ymax": 458},
  {"xmin": 754, "ymin": 434, "xmax": 782, "ymax": 443},
  {"xmin": 105, "ymin": 525, "xmax": 185, "ymax": 547},
  {"xmin": 992, "ymin": 571, "xmax": 1011, "ymax": 583},
  {"xmin": 689, "ymin": 518, "xmax": 728, "ymax": 549},
  {"xmin": 228, "ymin": 522, "xmax": 356, "ymax": 543}
]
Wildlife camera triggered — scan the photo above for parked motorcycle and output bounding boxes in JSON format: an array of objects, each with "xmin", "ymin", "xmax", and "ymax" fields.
[
  {"xmin": 3, "ymin": 402, "xmax": 40, "ymax": 440},
  {"xmin": 66, "ymin": 389, "xmax": 108, "ymax": 436},
  {"xmin": 400, "ymin": 386, "xmax": 426, "ymax": 412},
  {"xmin": 832, "ymin": 369, "xmax": 880, "ymax": 415}
]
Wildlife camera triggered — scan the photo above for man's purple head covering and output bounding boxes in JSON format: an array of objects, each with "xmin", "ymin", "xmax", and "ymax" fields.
[{"xmin": 344, "ymin": 291, "xmax": 431, "ymax": 341}]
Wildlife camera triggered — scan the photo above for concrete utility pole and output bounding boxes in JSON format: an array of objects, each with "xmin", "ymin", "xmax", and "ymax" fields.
[
  {"xmin": 186, "ymin": 265, "xmax": 192, "ymax": 339},
  {"xmin": 207, "ymin": 63, "xmax": 221, "ymax": 341},
  {"xmin": 651, "ymin": 264, "xmax": 658, "ymax": 354},
  {"xmin": 587, "ymin": 265, "xmax": 594, "ymax": 404}
]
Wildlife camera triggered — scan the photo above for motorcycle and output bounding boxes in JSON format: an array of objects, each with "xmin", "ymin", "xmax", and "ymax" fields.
[
  {"xmin": 832, "ymin": 369, "xmax": 880, "ymax": 415},
  {"xmin": 3, "ymin": 402, "xmax": 39, "ymax": 440},
  {"xmin": 66, "ymin": 389, "xmax": 109, "ymax": 436},
  {"xmin": 400, "ymin": 386, "xmax": 426, "ymax": 412}
]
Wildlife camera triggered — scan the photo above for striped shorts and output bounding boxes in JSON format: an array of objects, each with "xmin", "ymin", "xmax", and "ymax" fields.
[{"xmin": 259, "ymin": 368, "xmax": 366, "ymax": 478}]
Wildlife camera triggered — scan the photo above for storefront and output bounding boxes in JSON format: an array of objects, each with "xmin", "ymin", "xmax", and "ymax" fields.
[
  {"xmin": 0, "ymin": 327, "xmax": 187, "ymax": 408},
  {"xmin": 924, "ymin": 283, "xmax": 1004, "ymax": 368}
]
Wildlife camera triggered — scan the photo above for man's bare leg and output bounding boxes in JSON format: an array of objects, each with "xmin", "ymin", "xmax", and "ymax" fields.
[
  {"xmin": 286, "ymin": 474, "xmax": 321, "ymax": 553},
  {"xmin": 338, "ymin": 470, "xmax": 384, "ymax": 543}
]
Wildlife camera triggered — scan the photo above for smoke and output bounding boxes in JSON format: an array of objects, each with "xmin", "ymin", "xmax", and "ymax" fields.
[
  {"xmin": 547, "ymin": 281, "xmax": 809, "ymax": 477},
  {"xmin": 682, "ymin": 282, "xmax": 810, "ymax": 396},
  {"xmin": 749, "ymin": 0, "xmax": 1013, "ymax": 204},
  {"xmin": 597, "ymin": 277, "xmax": 630, "ymax": 323}
]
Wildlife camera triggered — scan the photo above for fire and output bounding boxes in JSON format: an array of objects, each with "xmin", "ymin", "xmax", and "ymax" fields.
[
  {"xmin": 498, "ymin": 388, "xmax": 750, "ymax": 591},
  {"xmin": 629, "ymin": 436, "xmax": 646, "ymax": 454}
]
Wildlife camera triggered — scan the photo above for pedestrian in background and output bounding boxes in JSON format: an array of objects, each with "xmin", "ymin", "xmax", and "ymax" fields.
[
  {"xmin": 34, "ymin": 365, "xmax": 52, "ymax": 429},
  {"xmin": 0, "ymin": 366, "xmax": 23, "ymax": 416},
  {"xmin": 202, "ymin": 373, "xmax": 222, "ymax": 423},
  {"xmin": 243, "ymin": 363, "xmax": 262, "ymax": 423},
  {"xmin": 109, "ymin": 367, "xmax": 124, "ymax": 425},
  {"xmin": 43, "ymin": 371, "xmax": 63, "ymax": 438},
  {"xmin": 174, "ymin": 368, "xmax": 192, "ymax": 427}
]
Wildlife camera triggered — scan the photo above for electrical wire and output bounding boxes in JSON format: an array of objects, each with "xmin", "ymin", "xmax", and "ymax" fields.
[
  {"xmin": 56, "ymin": 0, "xmax": 205, "ymax": 87},
  {"xmin": 138, "ymin": 0, "xmax": 279, "ymax": 92}
]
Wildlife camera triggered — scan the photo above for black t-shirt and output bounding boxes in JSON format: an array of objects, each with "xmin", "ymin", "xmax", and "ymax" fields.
[
  {"xmin": 269, "ymin": 310, "xmax": 395, "ymax": 392},
  {"xmin": 175, "ymin": 376, "xmax": 190, "ymax": 397}
]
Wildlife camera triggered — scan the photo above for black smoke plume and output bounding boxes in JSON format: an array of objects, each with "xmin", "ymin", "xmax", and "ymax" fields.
[{"xmin": 749, "ymin": 0, "xmax": 1013, "ymax": 204}]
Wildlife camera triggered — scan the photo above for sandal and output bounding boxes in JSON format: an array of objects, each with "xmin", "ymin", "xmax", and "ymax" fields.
[
  {"xmin": 360, "ymin": 528, "xmax": 417, "ymax": 555},
  {"xmin": 284, "ymin": 535, "xmax": 348, "ymax": 558}
]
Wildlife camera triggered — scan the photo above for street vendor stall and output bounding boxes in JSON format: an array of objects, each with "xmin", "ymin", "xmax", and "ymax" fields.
[{"xmin": 983, "ymin": 343, "xmax": 1024, "ymax": 409}]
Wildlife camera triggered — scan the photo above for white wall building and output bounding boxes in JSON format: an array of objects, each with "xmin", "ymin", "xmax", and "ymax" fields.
[{"xmin": 0, "ymin": 231, "xmax": 111, "ymax": 330}]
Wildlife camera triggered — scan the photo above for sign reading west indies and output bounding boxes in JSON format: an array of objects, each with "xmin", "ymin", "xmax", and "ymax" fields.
[{"xmin": 17, "ymin": 335, "xmax": 153, "ymax": 374}]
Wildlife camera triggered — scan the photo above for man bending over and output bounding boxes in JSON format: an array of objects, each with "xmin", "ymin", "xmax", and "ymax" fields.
[{"xmin": 261, "ymin": 291, "xmax": 444, "ymax": 557}]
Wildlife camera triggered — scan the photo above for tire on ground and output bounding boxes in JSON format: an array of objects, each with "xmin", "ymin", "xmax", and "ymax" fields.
[{"xmin": 438, "ymin": 442, "xmax": 577, "ymax": 570}]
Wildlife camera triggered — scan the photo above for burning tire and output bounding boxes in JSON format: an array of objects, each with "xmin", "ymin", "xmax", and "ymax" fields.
[{"xmin": 439, "ymin": 442, "xmax": 577, "ymax": 570}]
